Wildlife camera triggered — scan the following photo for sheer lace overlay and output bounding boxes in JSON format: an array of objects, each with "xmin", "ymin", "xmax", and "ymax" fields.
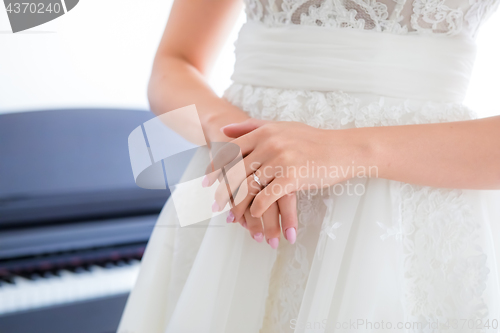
[
  {"xmin": 244, "ymin": 0, "xmax": 499, "ymax": 37},
  {"xmin": 117, "ymin": 2, "xmax": 500, "ymax": 332},
  {"xmin": 222, "ymin": 83, "xmax": 497, "ymax": 332},
  {"xmin": 394, "ymin": 184, "xmax": 491, "ymax": 328},
  {"xmin": 223, "ymin": 83, "xmax": 477, "ymax": 129}
]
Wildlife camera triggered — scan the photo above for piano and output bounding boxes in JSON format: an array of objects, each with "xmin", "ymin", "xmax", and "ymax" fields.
[{"xmin": 0, "ymin": 109, "xmax": 193, "ymax": 333}]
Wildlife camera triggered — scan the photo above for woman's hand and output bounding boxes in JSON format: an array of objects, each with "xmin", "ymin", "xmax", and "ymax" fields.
[
  {"xmin": 204, "ymin": 118, "xmax": 299, "ymax": 249},
  {"xmin": 208, "ymin": 119, "xmax": 372, "ymax": 219},
  {"xmin": 202, "ymin": 107, "xmax": 250, "ymax": 144},
  {"xmin": 228, "ymin": 188, "xmax": 298, "ymax": 249}
]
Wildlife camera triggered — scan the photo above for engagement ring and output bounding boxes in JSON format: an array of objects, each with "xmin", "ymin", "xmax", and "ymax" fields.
[{"xmin": 253, "ymin": 172, "xmax": 266, "ymax": 188}]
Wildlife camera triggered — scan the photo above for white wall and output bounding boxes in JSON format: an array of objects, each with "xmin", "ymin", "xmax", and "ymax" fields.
[
  {"xmin": 0, "ymin": 1, "xmax": 498, "ymax": 117},
  {"xmin": 0, "ymin": 0, "xmax": 245, "ymax": 113},
  {"xmin": 463, "ymin": 10, "xmax": 500, "ymax": 118}
]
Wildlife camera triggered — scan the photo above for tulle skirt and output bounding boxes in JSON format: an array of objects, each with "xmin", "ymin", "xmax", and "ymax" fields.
[{"xmin": 118, "ymin": 83, "xmax": 500, "ymax": 333}]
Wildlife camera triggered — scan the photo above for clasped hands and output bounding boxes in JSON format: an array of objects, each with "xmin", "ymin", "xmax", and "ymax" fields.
[{"xmin": 203, "ymin": 119, "xmax": 368, "ymax": 249}]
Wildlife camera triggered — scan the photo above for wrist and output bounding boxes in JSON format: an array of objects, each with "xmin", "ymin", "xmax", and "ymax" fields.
[
  {"xmin": 323, "ymin": 127, "xmax": 379, "ymax": 179},
  {"xmin": 350, "ymin": 127, "xmax": 382, "ymax": 179}
]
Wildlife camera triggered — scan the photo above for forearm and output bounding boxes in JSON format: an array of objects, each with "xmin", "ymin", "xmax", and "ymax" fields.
[
  {"xmin": 148, "ymin": 56, "xmax": 249, "ymax": 143},
  {"xmin": 356, "ymin": 116, "xmax": 500, "ymax": 189}
]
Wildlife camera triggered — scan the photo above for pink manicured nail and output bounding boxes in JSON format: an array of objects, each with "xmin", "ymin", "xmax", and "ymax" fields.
[
  {"xmin": 285, "ymin": 228, "xmax": 296, "ymax": 245},
  {"xmin": 220, "ymin": 123, "xmax": 237, "ymax": 133},
  {"xmin": 226, "ymin": 211, "xmax": 234, "ymax": 223},
  {"xmin": 242, "ymin": 222, "xmax": 248, "ymax": 229},
  {"xmin": 202, "ymin": 176, "xmax": 209, "ymax": 187},
  {"xmin": 268, "ymin": 237, "xmax": 279, "ymax": 249},
  {"xmin": 253, "ymin": 233, "xmax": 263, "ymax": 243},
  {"xmin": 212, "ymin": 201, "xmax": 219, "ymax": 212}
]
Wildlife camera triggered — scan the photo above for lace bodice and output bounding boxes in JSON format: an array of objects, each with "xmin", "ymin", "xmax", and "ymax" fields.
[{"xmin": 244, "ymin": 0, "xmax": 500, "ymax": 38}]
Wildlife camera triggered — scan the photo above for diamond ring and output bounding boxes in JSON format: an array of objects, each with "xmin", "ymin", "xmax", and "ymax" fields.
[{"xmin": 253, "ymin": 172, "xmax": 266, "ymax": 188}]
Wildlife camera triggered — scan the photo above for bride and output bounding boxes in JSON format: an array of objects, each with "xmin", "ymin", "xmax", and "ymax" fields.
[{"xmin": 118, "ymin": 0, "xmax": 500, "ymax": 332}]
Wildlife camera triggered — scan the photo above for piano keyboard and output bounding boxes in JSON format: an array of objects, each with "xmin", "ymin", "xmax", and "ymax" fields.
[{"xmin": 0, "ymin": 259, "xmax": 140, "ymax": 315}]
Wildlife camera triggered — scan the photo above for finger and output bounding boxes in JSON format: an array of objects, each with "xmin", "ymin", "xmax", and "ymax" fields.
[
  {"xmin": 239, "ymin": 214, "xmax": 248, "ymax": 229},
  {"xmin": 262, "ymin": 202, "xmax": 281, "ymax": 249},
  {"xmin": 277, "ymin": 192, "xmax": 297, "ymax": 244},
  {"xmin": 202, "ymin": 168, "xmax": 223, "ymax": 189},
  {"xmin": 221, "ymin": 118, "xmax": 268, "ymax": 138},
  {"xmin": 227, "ymin": 129, "xmax": 261, "ymax": 158},
  {"xmin": 226, "ymin": 210, "xmax": 236, "ymax": 224},
  {"xmin": 250, "ymin": 177, "xmax": 297, "ymax": 218},
  {"xmin": 204, "ymin": 134, "xmax": 259, "ymax": 188},
  {"xmin": 244, "ymin": 209, "xmax": 264, "ymax": 243},
  {"xmin": 213, "ymin": 152, "xmax": 262, "ymax": 212},
  {"xmin": 230, "ymin": 173, "xmax": 262, "ymax": 222},
  {"xmin": 203, "ymin": 142, "xmax": 241, "ymax": 187},
  {"xmin": 253, "ymin": 161, "xmax": 277, "ymax": 188}
]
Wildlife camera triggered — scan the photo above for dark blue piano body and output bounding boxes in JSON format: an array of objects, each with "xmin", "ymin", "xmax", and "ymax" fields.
[{"xmin": 0, "ymin": 109, "xmax": 192, "ymax": 333}]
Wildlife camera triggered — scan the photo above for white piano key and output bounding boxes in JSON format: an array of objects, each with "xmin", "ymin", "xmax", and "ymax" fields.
[{"xmin": 0, "ymin": 261, "xmax": 141, "ymax": 315}]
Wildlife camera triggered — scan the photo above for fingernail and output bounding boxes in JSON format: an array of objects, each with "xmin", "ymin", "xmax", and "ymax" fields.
[
  {"xmin": 242, "ymin": 222, "xmax": 247, "ymax": 229},
  {"xmin": 285, "ymin": 228, "xmax": 296, "ymax": 245},
  {"xmin": 220, "ymin": 123, "xmax": 236, "ymax": 133},
  {"xmin": 253, "ymin": 233, "xmax": 263, "ymax": 243},
  {"xmin": 212, "ymin": 201, "xmax": 219, "ymax": 212},
  {"xmin": 226, "ymin": 211, "xmax": 234, "ymax": 223},
  {"xmin": 202, "ymin": 176, "xmax": 209, "ymax": 187},
  {"xmin": 268, "ymin": 237, "xmax": 279, "ymax": 249}
]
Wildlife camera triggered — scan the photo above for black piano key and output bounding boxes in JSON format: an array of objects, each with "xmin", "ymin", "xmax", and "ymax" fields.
[
  {"xmin": 30, "ymin": 273, "xmax": 43, "ymax": 281},
  {"xmin": 0, "ymin": 276, "xmax": 15, "ymax": 284},
  {"xmin": 103, "ymin": 262, "xmax": 116, "ymax": 269},
  {"xmin": 115, "ymin": 260, "xmax": 126, "ymax": 267}
]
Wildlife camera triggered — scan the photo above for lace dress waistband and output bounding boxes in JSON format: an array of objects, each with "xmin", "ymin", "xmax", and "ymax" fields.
[{"xmin": 231, "ymin": 21, "xmax": 477, "ymax": 103}]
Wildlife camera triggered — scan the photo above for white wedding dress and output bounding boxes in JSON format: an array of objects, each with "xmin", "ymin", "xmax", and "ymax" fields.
[{"xmin": 118, "ymin": 0, "xmax": 500, "ymax": 332}]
